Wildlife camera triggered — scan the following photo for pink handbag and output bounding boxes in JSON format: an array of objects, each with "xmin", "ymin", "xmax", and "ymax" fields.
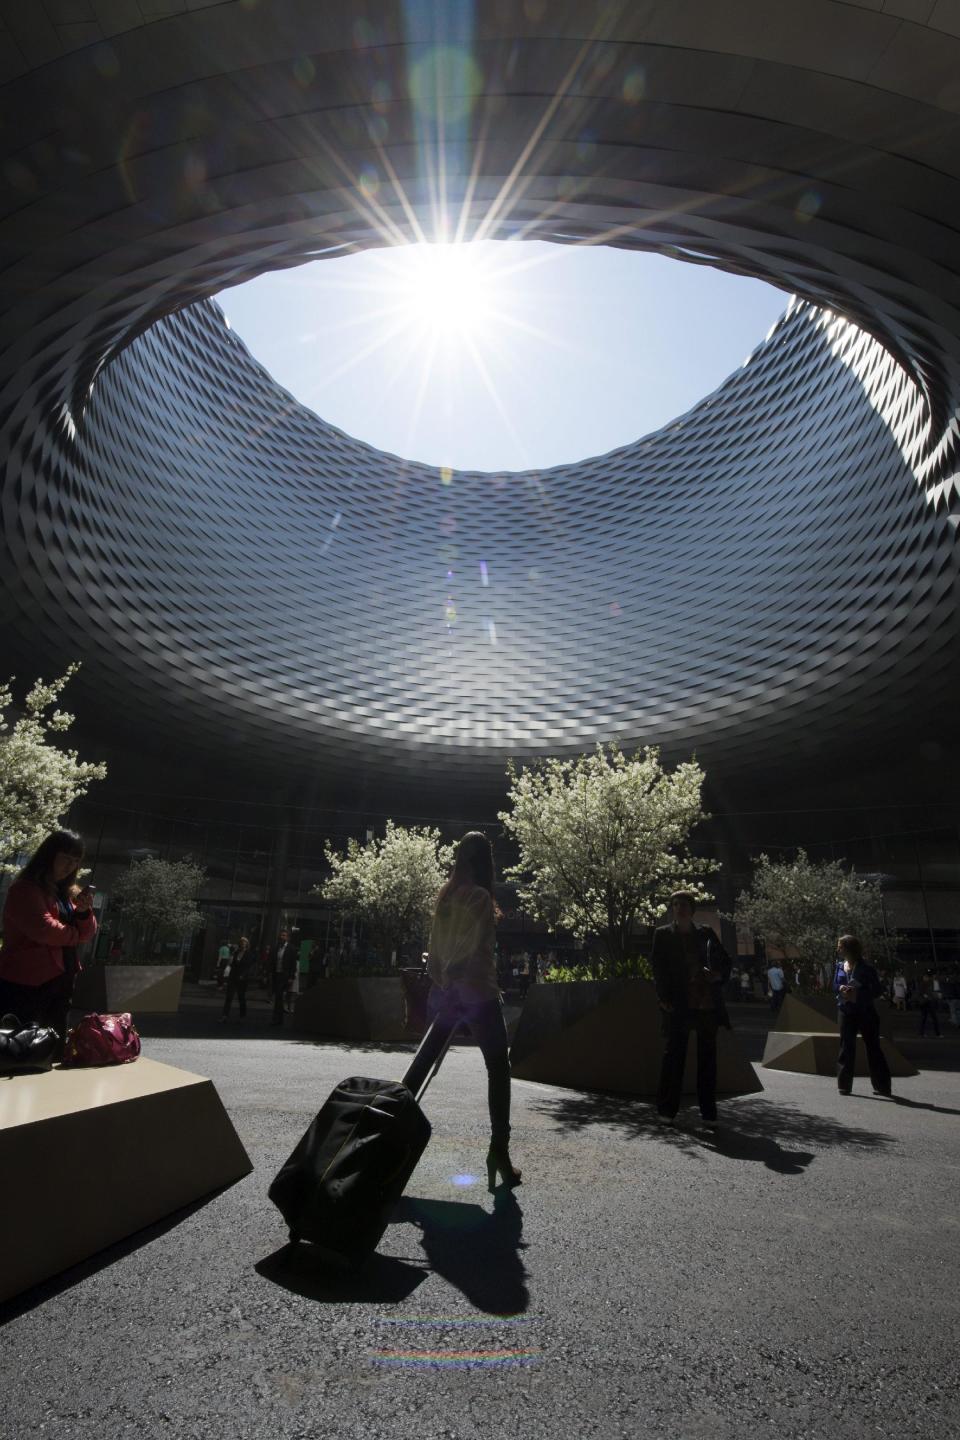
[{"xmin": 62, "ymin": 1012, "xmax": 141, "ymax": 1067}]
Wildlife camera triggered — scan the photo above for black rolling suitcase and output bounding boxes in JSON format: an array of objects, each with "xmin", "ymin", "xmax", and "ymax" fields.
[{"xmin": 268, "ymin": 1018, "xmax": 457, "ymax": 1267}]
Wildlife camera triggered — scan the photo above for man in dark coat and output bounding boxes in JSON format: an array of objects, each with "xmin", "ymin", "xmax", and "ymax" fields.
[
  {"xmin": 834, "ymin": 935, "xmax": 892, "ymax": 1096},
  {"xmin": 270, "ymin": 928, "xmax": 298, "ymax": 1026},
  {"xmin": 651, "ymin": 890, "xmax": 732, "ymax": 1128}
]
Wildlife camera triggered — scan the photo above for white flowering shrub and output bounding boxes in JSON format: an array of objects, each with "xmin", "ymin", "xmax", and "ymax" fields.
[
  {"xmin": 499, "ymin": 744, "xmax": 717, "ymax": 978},
  {"xmin": 0, "ymin": 667, "xmax": 108, "ymax": 873},
  {"xmin": 320, "ymin": 821, "xmax": 455, "ymax": 962},
  {"xmin": 110, "ymin": 856, "xmax": 206, "ymax": 962},
  {"xmin": 733, "ymin": 850, "xmax": 898, "ymax": 983}
]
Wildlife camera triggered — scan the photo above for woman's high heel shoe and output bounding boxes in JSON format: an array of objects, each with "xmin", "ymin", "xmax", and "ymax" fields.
[{"xmin": 486, "ymin": 1144, "xmax": 522, "ymax": 1192}]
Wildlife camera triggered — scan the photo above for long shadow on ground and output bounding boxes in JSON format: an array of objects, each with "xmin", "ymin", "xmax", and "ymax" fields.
[
  {"xmin": 258, "ymin": 1192, "xmax": 528, "ymax": 1315},
  {"xmin": 392, "ymin": 1190, "xmax": 529, "ymax": 1315},
  {"xmin": 528, "ymin": 1090, "xmax": 898, "ymax": 1176}
]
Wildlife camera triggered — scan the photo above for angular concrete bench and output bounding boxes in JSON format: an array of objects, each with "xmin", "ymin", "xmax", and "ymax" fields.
[
  {"xmin": 762, "ymin": 1031, "xmax": 917, "ymax": 1078},
  {"xmin": 0, "ymin": 1058, "xmax": 251, "ymax": 1304},
  {"xmin": 762, "ymin": 995, "xmax": 916, "ymax": 1077},
  {"xmin": 510, "ymin": 979, "xmax": 762, "ymax": 1097}
]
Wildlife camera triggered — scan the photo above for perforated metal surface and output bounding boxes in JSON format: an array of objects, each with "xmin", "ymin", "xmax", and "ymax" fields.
[
  {"xmin": 1, "ymin": 2, "xmax": 958, "ymax": 802},
  {"xmin": 1, "ymin": 293, "xmax": 956, "ymax": 796}
]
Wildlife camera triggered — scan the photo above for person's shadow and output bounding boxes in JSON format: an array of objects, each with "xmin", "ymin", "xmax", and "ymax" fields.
[
  {"xmin": 392, "ymin": 1189, "xmax": 529, "ymax": 1316},
  {"xmin": 885, "ymin": 1095, "xmax": 960, "ymax": 1117},
  {"xmin": 706, "ymin": 1127, "xmax": 814, "ymax": 1175}
]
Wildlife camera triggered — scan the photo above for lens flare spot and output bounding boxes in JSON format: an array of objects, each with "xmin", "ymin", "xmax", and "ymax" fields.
[
  {"xmin": 796, "ymin": 190, "xmax": 821, "ymax": 222},
  {"xmin": 623, "ymin": 67, "xmax": 645, "ymax": 103},
  {"xmin": 359, "ymin": 165, "xmax": 380, "ymax": 199},
  {"xmin": 440, "ymin": 466, "xmax": 453, "ymax": 487},
  {"xmin": 292, "ymin": 55, "xmax": 315, "ymax": 87},
  {"xmin": 409, "ymin": 46, "xmax": 483, "ymax": 125},
  {"xmin": 450, "ymin": 1173, "xmax": 477, "ymax": 1187}
]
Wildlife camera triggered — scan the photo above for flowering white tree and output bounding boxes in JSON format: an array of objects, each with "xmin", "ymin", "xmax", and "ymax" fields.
[
  {"xmin": 733, "ymin": 850, "xmax": 897, "ymax": 984},
  {"xmin": 320, "ymin": 821, "xmax": 455, "ymax": 961},
  {"xmin": 0, "ymin": 667, "xmax": 108, "ymax": 872},
  {"xmin": 499, "ymin": 744, "xmax": 717, "ymax": 978},
  {"xmin": 111, "ymin": 856, "xmax": 206, "ymax": 962}
]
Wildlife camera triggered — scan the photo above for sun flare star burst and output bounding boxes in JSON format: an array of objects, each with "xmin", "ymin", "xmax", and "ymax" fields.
[{"xmin": 398, "ymin": 242, "xmax": 498, "ymax": 343}]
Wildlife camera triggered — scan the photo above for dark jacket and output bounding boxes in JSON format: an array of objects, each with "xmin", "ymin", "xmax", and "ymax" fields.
[
  {"xmin": 834, "ymin": 959, "xmax": 883, "ymax": 1014},
  {"xmin": 651, "ymin": 922, "xmax": 732, "ymax": 1026},
  {"xmin": 230, "ymin": 944, "xmax": 253, "ymax": 979},
  {"xmin": 271, "ymin": 939, "xmax": 298, "ymax": 988}
]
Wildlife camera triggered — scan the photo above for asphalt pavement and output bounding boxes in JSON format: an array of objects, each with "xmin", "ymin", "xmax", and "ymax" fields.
[{"xmin": 2, "ymin": 1021, "xmax": 959, "ymax": 1439}]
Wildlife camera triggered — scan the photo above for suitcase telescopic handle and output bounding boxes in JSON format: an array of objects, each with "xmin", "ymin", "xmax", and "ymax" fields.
[{"xmin": 403, "ymin": 1017, "xmax": 461, "ymax": 1102}]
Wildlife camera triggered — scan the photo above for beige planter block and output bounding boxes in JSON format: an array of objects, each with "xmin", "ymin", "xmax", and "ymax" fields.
[
  {"xmin": 762, "ymin": 1030, "xmax": 917, "ymax": 1077},
  {"xmin": 0, "ymin": 1058, "xmax": 251, "ymax": 1303},
  {"xmin": 72, "ymin": 964, "xmax": 185, "ymax": 1014},
  {"xmin": 776, "ymin": 993, "xmax": 893, "ymax": 1040},
  {"xmin": 510, "ymin": 980, "xmax": 762, "ymax": 1097},
  {"xmin": 293, "ymin": 976, "xmax": 409, "ymax": 1042}
]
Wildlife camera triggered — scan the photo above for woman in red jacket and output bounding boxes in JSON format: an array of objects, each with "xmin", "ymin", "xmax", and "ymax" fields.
[{"xmin": 0, "ymin": 829, "xmax": 97, "ymax": 1050}]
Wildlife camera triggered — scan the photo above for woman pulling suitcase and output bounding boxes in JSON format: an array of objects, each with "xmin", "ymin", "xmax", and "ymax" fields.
[
  {"xmin": 423, "ymin": 831, "xmax": 521, "ymax": 1192},
  {"xmin": 269, "ymin": 830, "xmax": 519, "ymax": 1264}
]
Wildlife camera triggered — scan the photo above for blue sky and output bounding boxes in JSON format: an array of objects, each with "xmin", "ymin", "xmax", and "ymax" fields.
[{"xmin": 218, "ymin": 241, "xmax": 788, "ymax": 473}]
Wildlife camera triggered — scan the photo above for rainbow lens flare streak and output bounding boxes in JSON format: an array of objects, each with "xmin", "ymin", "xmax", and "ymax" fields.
[
  {"xmin": 373, "ymin": 1350, "xmax": 538, "ymax": 1369},
  {"xmin": 373, "ymin": 1316, "xmax": 539, "ymax": 1369}
]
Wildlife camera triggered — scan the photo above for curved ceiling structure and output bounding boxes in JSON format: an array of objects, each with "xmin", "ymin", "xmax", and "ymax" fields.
[{"xmin": 1, "ymin": 1, "xmax": 959, "ymax": 808}]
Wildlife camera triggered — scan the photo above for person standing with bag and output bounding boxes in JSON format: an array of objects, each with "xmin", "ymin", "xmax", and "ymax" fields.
[
  {"xmin": 0, "ymin": 829, "xmax": 97, "ymax": 1057},
  {"xmin": 652, "ymin": 891, "xmax": 732, "ymax": 1130},
  {"xmin": 834, "ymin": 934, "xmax": 892, "ymax": 1098}
]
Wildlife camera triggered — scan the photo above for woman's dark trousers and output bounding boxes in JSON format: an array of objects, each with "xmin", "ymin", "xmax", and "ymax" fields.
[
  {"xmin": 657, "ymin": 1009, "xmax": 719, "ymax": 1120},
  {"xmin": 423, "ymin": 986, "xmax": 512, "ymax": 1145},
  {"xmin": 919, "ymin": 1000, "xmax": 940, "ymax": 1036},
  {"xmin": 223, "ymin": 975, "xmax": 247, "ymax": 1018},
  {"xmin": 837, "ymin": 1009, "xmax": 891, "ymax": 1094}
]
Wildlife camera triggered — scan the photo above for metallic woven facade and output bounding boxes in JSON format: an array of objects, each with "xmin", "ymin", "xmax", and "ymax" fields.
[
  {"xmin": 2, "ymin": 292, "xmax": 957, "ymax": 801},
  {"xmin": 1, "ymin": 2, "xmax": 959, "ymax": 807}
]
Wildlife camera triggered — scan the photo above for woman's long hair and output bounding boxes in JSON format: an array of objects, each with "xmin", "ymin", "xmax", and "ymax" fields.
[
  {"xmin": 837, "ymin": 934, "xmax": 863, "ymax": 963},
  {"xmin": 20, "ymin": 829, "xmax": 85, "ymax": 899},
  {"xmin": 436, "ymin": 831, "xmax": 500, "ymax": 915}
]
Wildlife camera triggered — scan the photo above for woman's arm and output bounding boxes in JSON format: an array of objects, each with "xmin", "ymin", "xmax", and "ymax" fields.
[
  {"xmin": 462, "ymin": 889, "xmax": 497, "ymax": 989},
  {"xmin": 4, "ymin": 883, "xmax": 93, "ymax": 947}
]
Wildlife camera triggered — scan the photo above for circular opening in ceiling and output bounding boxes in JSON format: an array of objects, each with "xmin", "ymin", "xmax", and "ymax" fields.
[{"xmin": 217, "ymin": 241, "xmax": 787, "ymax": 473}]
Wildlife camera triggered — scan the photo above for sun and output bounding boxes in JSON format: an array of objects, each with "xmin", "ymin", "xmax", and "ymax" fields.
[{"xmin": 397, "ymin": 242, "xmax": 496, "ymax": 343}]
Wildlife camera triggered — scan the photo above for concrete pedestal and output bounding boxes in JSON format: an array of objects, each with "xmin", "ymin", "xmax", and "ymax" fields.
[
  {"xmin": 774, "ymin": 993, "xmax": 893, "ymax": 1040},
  {"xmin": 0, "ymin": 1058, "xmax": 251, "ymax": 1303},
  {"xmin": 762, "ymin": 1030, "xmax": 917, "ymax": 1078},
  {"xmin": 72, "ymin": 964, "xmax": 185, "ymax": 1014},
  {"xmin": 293, "ymin": 976, "xmax": 410, "ymax": 1041},
  {"xmin": 510, "ymin": 980, "xmax": 762, "ymax": 1096}
]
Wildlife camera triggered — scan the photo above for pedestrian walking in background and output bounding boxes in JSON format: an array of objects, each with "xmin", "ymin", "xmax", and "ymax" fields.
[
  {"xmin": 766, "ymin": 959, "xmax": 787, "ymax": 1013},
  {"xmin": 944, "ymin": 973, "xmax": 960, "ymax": 1028},
  {"xmin": 652, "ymin": 892, "xmax": 732, "ymax": 1131},
  {"xmin": 834, "ymin": 935, "xmax": 892, "ymax": 1098},
  {"xmin": 216, "ymin": 939, "xmax": 232, "ymax": 987},
  {"xmin": 892, "ymin": 972, "xmax": 907, "ymax": 1010},
  {"xmin": 222, "ymin": 935, "xmax": 252, "ymax": 1021},
  {"xmin": 740, "ymin": 967, "xmax": 753, "ymax": 1001},
  {"xmin": 270, "ymin": 928, "xmax": 298, "ymax": 1026},
  {"xmin": 917, "ymin": 972, "xmax": 941, "ymax": 1037}
]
